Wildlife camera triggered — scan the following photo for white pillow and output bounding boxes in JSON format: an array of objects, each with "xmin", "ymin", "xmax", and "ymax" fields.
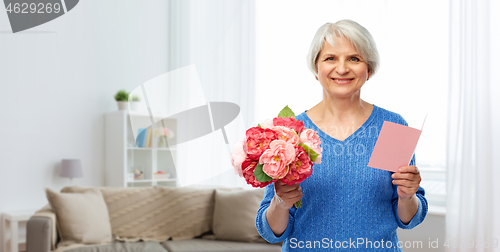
[{"xmin": 45, "ymin": 188, "xmax": 112, "ymax": 246}]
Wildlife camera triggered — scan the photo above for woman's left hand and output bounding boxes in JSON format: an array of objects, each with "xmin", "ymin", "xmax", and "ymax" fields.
[{"xmin": 391, "ymin": 165, "xmax": 421, "ymax": 199}]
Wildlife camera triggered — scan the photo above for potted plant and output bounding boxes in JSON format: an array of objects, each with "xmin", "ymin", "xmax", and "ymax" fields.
[
  {"xmin": 114, "ymin": 89, "xmax": 129, "ymax": 110},
  {"xmin": 130, "ymin": 95, "xmax": 141, "ymax": 111}
]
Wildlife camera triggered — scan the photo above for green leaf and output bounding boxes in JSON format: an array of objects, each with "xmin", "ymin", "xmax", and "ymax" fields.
[
  {"xmin": 254, "ymin": 163, "xmax": 273, "ymax": 182},
  {"xmin": 299, "ymin": 143, "xmax": 319, "ymax": 162},
  {"xmin": 257, "ymin": 123, "xmax": 262, "ymax": 128},
  {"xmin": 277, "ymin": 105, "xmax": 295, "ymax": 118}
]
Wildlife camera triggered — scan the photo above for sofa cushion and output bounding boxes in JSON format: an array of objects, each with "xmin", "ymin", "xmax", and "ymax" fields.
[
  {"xmin": 45, "ymin": 188, "xmax": 113, "ymax": 246},
  {"xmin": 161, "ymin": 239, "xmax": 281, "ymax": 252},
  {"xmin": 62, "ymin": 186, "xmax": 215, "ymax": 241},
  {"xmin": 212, "ymin": 188, "xmax": 265, "ymax": 243},
  {"xmin": 57, "ymin": 241, "xmax": 167, "ymax": 252}
]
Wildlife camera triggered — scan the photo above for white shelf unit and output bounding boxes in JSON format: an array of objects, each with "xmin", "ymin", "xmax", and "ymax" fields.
[{"xmin": 104, "ymin": 111, "xmax": 178, "ymax": 187}]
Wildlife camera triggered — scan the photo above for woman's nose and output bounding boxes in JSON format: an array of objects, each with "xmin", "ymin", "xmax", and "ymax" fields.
[{"xmin": 336, "ymin": 61, "xmax": 349, "ymax": 74}]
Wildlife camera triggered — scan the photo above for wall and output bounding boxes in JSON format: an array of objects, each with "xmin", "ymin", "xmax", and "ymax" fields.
[
  {"xmin": 0, "ymin": 1, "xmax": 169, "ymax": 250},
  {"xmin": 398, "ymin": 213, "xmax": 446, "ymax": 252}
]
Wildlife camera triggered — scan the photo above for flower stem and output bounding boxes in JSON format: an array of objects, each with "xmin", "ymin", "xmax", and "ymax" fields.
[{"xmin": 294, "ymin": 200, "xmax": 303, "ymax": 208}]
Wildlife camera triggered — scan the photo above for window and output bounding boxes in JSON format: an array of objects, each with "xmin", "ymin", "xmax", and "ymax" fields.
[{"xmin": 255, "ymin": 0, "xmax": 448, "ymax": 210}]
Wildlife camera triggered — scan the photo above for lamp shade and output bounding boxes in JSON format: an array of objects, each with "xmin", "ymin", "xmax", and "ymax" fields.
[{"xmin": 60, "ymin": 159, "xmax": 83, "ymax": 179}]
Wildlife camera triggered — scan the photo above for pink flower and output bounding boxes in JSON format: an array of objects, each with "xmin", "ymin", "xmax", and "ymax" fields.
[
  {"xmin": 271, "ymin": 126, "xmax": 299, "ymax": 146},
  {"xmin": 299, "ymin": 129, "xmax": 322, "ymax": 164},
  {"xmin": 244, "ymin": 127, "xmax": 278, "ymax": 160},
  {"xmin": 260, "ymin": 119, "xmax": 274, "ymax": 129},
  {"xmin": 230, "ymin": 141, "xmax": 246, "ymax": 177},
  {"xmin": 273, "ymin": 117, "xmax": 305, "ymax": 135},
  {"xmin": 281, "ymin": 146, "xmax": 313, "ymax": 185},
  {"xmin": 259, "ymin": 140, "xmax": 296, "ymax": 179},
  {"xmin": 241, "ymin": 158, "xmax": 274, "ymax": 188}
]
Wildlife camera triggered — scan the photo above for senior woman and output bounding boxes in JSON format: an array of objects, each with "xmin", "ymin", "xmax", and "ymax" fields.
[{"xmin": 256, "ymin": 20, "xmax": 427, "ymax": 251}]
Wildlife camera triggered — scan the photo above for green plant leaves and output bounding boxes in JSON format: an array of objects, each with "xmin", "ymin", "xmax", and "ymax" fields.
[
  {"xmin": 114, "ymin": 89, "xmax": 129, "ymax": 101},
  {"xmin": 131, "ymin": 95, "xmax": 141, "ymax": 101},
  {"xmin": 277, "ymin": 105, "xmax": 295, "ymax": 118},
  {"xmin": 299, "ymin": 143, "xmax": 319, "ymax": 162},
  {"xmin": 294, "ymin": 200, "xmax": 303, "ymax": 208},
  {"xmin": 254, "ymin": 163, "xmax": 273, "ymax": 182}
]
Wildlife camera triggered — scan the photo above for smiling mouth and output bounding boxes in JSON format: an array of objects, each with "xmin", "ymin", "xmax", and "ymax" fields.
[{"xmin": 332, "ymin": 78, "xmax": 354, "ymax": 83}]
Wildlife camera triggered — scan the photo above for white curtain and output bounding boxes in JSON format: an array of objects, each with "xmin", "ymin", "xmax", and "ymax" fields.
[
  {"xmin": 166, "ymin": 0, "xmax": 255, "ymax": 188},
  {"xmin": 446, "ymin": 0, "xmax": 500, "ymax": 251}
]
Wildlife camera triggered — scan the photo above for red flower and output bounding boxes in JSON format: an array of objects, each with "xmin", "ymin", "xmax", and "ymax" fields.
[
  {"xmin": 244, "ymin": 127, "xmax": 278, "ymax": 160},
  {"xmin": 273, "ymin": 117, "xmax": 305, "ymax": 135},
  {"xmin": 241, "ymin": 158, "xmax": 275, "ymax": 188},
  {"xmin": 281, "ymin": 146, "xmax": 313, "ymax": 185}
]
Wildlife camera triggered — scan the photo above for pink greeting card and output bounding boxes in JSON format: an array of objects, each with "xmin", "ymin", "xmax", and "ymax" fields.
[{"xmin": 368, "ymin": 121, "xmax": 422, "ymax": 172}]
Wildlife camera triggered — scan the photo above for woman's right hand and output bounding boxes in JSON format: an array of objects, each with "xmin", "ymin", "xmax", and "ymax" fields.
[
  {"xmin": 266, "ymin": 181, "xmax": 303, "ymax": 236},
  {"xmin": 273, "ymin": 180, "xmax": 303, "ymax": 209}
]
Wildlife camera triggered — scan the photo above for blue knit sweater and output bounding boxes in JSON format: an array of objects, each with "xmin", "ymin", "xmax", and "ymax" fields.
[{"xmin": 256, "ymin": 105, "xmax": 428, "ymax": 251}]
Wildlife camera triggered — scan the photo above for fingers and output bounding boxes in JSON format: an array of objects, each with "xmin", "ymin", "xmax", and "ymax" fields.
[
  {"xmin": 274, "ymin": 181, "xmax": 303, "ymax": 209},
  {"xmin": 392, "ymin": 180, "xmax": 419, "ymax": 190},
  {"xmin": 280, "ymin": 192, "xmax": 303, "ymax": 204},
  {"xmin": 392, "ymin": 172, "xmax": 417, "ymax": 180},
  {"xmin": 391, "ymin": 173, "xmax": 421, "ymax": 183},
  {"xmin": 392, "ymin": 165, "xmax": 421, "ymax": 199},
  {"xmin": 275, "ymin": 180, "xmax": 300, "ymax": 190},
  {"xmin": 392, "ymin": 174, "xmax": 420, "ymax": 187},
  {"xmin": 276, "ymin": 185, "xmax": 302, "ymax": 201},
  {"xmin": 397, "ymin": 165, "xmax": 419, "ymax": 174},
  {"xmin": 394, "ymin": 181, "xmax": 418, "ymax": 195},
  {"xmin": 392, "ymin": 165, "xmax": 421, "ymax": 182}
]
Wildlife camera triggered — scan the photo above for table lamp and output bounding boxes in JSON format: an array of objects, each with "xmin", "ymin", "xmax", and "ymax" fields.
[{"xmin": 60, "ymin": 159, "xmax": 83, "ymax": 183}]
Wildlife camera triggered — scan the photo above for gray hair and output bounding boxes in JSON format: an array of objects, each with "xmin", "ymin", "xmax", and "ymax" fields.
[{"xmin": 306, "ymin": 20, "xmax": 380, "ymax": 78}]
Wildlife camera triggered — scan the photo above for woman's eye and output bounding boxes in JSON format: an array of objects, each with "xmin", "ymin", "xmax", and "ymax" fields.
[
  {"xmin": 350, "ymin": 57, "xmax": 360, "ymax": 62},
  {"xmin": 326, "ymin": 57, "xmax": 334, "ymax": 61}
]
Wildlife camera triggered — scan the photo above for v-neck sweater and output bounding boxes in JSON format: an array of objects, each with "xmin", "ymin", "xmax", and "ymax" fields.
[{"xmin": 256, "ymin": 105, "xmax": 428, "ymax": 251}]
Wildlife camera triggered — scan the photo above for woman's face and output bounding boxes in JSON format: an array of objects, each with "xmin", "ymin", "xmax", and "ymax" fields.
[{"xmin": 316, "ymin": 36, "xmax": 369, "ymax": 99}]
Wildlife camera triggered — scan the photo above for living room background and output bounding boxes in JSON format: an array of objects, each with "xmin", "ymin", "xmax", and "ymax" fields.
[
  {"xmin": 1, "ymin": 1, "xmax": 499, "ymax": 252},
  {"xmin": 0, "ymin": 0, "xmax": 257, "ymax": 249},
  {"xmin": 0, "ymin": 1, "xmax": 167, "ymax": 250}
]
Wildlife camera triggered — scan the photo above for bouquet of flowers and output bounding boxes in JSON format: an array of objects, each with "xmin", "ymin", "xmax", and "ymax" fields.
[{"xmin": 231, "ymin": 106, "xmax": 322, "ymax": 208}]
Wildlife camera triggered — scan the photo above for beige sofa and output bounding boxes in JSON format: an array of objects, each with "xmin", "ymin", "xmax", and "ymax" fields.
[{"xmin": 26, "ymin": 186, "xmax": 281, "ymax": 252}]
